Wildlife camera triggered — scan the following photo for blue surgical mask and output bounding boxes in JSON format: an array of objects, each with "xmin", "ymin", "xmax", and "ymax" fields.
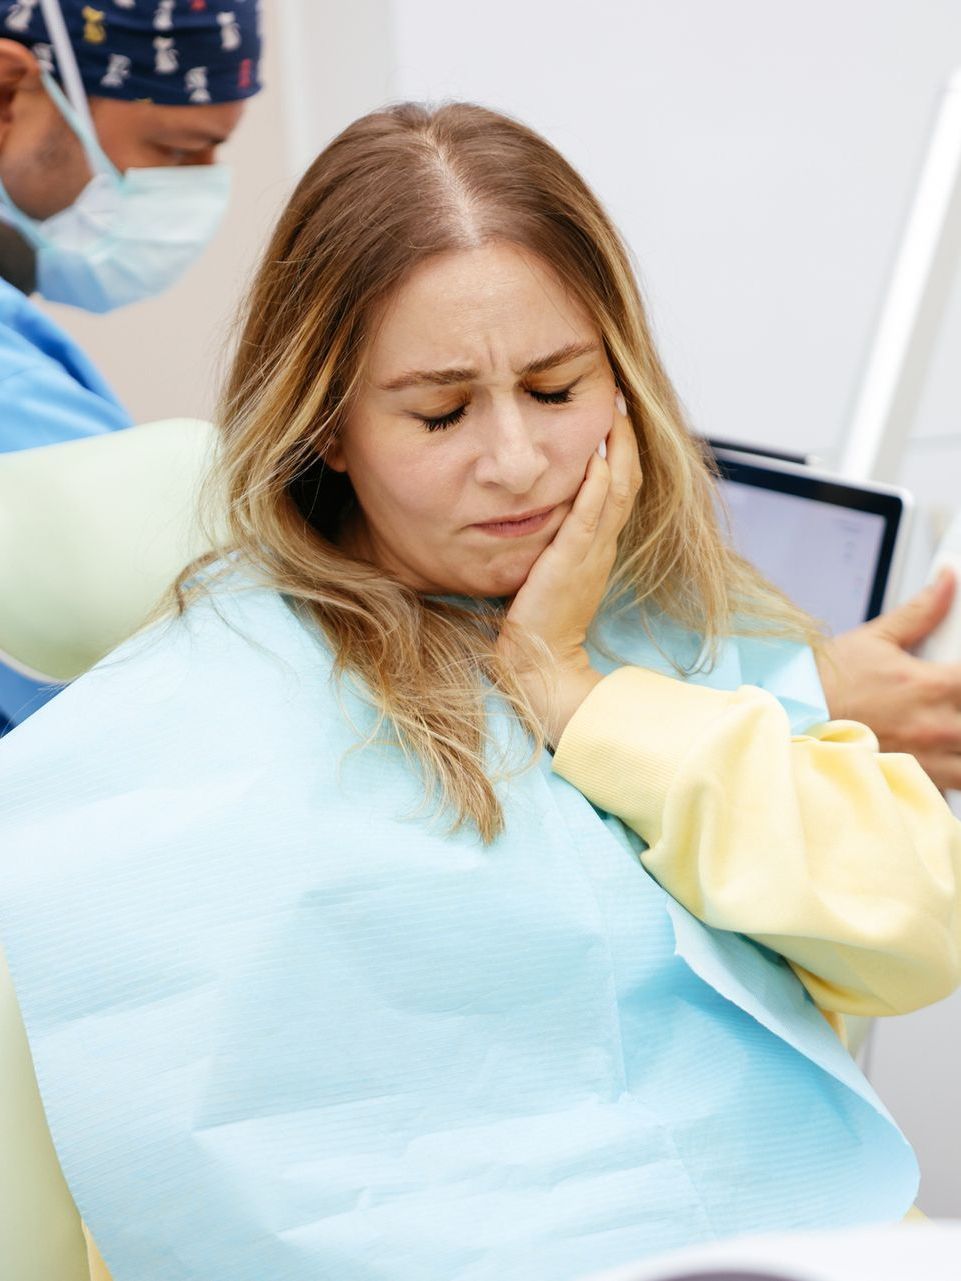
[{"xmin": 0, "ymin": 67, "xmax": 231, "ymax": 313}]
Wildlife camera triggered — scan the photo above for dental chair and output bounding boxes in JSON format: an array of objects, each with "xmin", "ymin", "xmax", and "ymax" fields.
[
  {"xmin": 0, "ymin": 418, "xmax": 221, "ymax": 687},
  {"xmin": 0, "ymin": 419, "xmax": 222, "ymax": 1280}
]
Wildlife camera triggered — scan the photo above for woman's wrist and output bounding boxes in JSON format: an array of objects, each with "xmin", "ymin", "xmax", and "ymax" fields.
[
  {"xmin": 555, "ymin": 666, "xmax": 605, "ymax": 748},
  {"xmin": 503, "ymin": 642, "xmax": 603, "ymax": 748},
  {"xmin": 544, "ymin": 658, "xmax": 604, "ymax": 749}
]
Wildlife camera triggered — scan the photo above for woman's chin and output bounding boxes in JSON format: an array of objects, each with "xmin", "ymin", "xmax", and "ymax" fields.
[
  {"xmin": 461, "ymin": 555, "xmax": 539, "ymax": 601},
  {"xmin": 415, "ymin": 545, "xmax": 544, "ymax": 602}
]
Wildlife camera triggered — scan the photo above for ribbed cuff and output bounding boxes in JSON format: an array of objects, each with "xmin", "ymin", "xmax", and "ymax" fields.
[{"xmin": 551, "ymin": 666, "xmax": 737, "ymax": 842}]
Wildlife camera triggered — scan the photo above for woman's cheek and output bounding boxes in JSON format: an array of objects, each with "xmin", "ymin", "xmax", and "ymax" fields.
[
  {"xmin": 410, "ymin": 450, "xmax": 466, "ymax": 522},
  {"xmin": 562, "ymin": 407, "xmax": 610, "ymax": 466}
]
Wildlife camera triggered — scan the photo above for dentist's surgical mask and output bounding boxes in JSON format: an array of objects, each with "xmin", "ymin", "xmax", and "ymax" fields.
[{"xmin": 0, "ymin": 6, "xmax": 230, "ymax": 312}]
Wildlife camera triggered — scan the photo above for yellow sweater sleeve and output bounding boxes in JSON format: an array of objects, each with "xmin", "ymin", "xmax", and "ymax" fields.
[{"xmin": 552, "ymin": 666, "xmax": 961, "ymax": 1017}]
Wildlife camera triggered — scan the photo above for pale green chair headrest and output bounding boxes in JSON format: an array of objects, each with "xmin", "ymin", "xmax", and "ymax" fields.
[{"xmin": 0, "ymin": 418, "xmax": 223, "ymax": 684}]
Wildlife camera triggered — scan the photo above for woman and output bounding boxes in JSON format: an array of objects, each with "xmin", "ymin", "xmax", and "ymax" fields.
[{"xmin": 0, "ymin": 102, "xmax": 958, "ymax": 1281}]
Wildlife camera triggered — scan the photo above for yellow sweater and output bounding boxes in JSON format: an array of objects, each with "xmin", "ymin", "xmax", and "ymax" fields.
[
  {"xmin": 2, "ymin": 668, "xmax": 957, "ymax": 1279},
  {"xmin": 553, "ymin": 667, "xmax": 961, "ymax": 1018}
]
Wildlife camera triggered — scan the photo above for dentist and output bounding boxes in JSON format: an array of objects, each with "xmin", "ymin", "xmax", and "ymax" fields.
[
  {"xmin": 0, "ymin": 0, "xmax": 261, "ymax": 444},
  {"xmin": 0, "ymin": 0, "xmax": 261, "ymax": 727}
]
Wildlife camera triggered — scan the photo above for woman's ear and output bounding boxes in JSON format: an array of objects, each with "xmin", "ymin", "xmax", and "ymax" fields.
[{"xmin": 324, "ymin": 440, "xmax": 347, "ymax": 474}]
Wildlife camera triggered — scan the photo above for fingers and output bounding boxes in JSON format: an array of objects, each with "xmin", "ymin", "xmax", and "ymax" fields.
[
  {"xmin": 539, "ymin": 389, "xmax": 642, "ymax": 566},
  {"xmin": 598, "ymin": 390, "xmax": 642, "ymax": 529},
  {"xmin": 936, "ymin": 661, "xmax": 961, "ymax": 698},
  {"xmin": 557, "ymin": 450, "xmax": 611, "ymax": 549},
  {"xmin": 877, "ymin": 569, "xmax": 956, "ymax": 649},
  {"xmin": 917, "ymin": 753, "xmax": 961, "ymax": 793}
]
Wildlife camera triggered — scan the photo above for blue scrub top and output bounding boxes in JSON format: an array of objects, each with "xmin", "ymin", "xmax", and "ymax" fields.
[{"xmin": 0, "ymin": 277, "xmax": 132, "ymax": 730}]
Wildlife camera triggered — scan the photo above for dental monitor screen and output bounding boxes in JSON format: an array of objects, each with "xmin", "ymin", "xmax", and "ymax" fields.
[{"xmin": 710, "ymin": 447, "xmax": 911, "ymax": 636}]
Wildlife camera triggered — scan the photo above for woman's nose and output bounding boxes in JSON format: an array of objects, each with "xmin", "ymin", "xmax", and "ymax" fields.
[{"xmin": 473, "ymin": 405, "xmax": 549, "ymax": 493}]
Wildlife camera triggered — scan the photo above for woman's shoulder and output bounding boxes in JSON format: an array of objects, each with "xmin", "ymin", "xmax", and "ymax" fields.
[
  {"xmin": 0, "ymin": 578, "xmax": 340, "ymax": 790},
  {"xmin": 129, "ymin": 575, "xmax": 332, "ymax": 681},
  {"xmin": 86, "ymin": 576, "xmax": 330, "ymax": 694}
]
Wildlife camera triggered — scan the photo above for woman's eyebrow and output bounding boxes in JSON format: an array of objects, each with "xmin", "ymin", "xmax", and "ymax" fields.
[
  {"xmin": 378, "ymin": 340, "xmax": 600, "ymax": 392},
  {"xmin": 518, "ymin": 340, "xmax": 599, "ymax": 377},
  {"xmin": 380, "ymin": 365, "xmax": 475, "ymax": 392}
]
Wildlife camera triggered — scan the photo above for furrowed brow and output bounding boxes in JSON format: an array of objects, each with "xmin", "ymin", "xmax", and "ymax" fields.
[
  {"xmin": 379, "ymin": 367, "xmax": 477, "ymax": 392},
  {"xmin": 518, "ymin": 340, "xmax": 600, "ymax": 377},
  {"xmin": 379, "ymin": 340, "xmax": 599, "ymax": 392}
]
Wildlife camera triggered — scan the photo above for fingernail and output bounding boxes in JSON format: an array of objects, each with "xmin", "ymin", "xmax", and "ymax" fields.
[
  {"xmin": 597, "ymin": 438, "xmax": 608, "ymax": 459},
  {"xmin": 614, "ymin": 389, "xmax": 627, "ymax": 415}
]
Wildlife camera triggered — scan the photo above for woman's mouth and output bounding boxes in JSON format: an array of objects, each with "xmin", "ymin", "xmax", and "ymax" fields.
[{"xmin": 471, "ymin": 505, "xmax": 556, "ymax": 538}]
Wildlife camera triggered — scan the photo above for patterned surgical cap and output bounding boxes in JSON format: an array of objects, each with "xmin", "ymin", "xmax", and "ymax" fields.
[{"xmin": 0, "ymin": 0, "xmax": 262, "ymax": 105}]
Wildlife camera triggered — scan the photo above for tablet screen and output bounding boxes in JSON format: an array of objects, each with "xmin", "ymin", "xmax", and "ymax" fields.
[
  {"xmin": 719, "ymin": 478, "xmax": 887, "ymax": 633},
  {"xmin": 710, "ymin": 451, "xmax": 906, "ymax": 634}
]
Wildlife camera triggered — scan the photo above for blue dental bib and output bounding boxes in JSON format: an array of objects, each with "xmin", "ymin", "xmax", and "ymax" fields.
[{"xmin": 0, "ymin": 584, "xmax": 917, "ymax": 1280}]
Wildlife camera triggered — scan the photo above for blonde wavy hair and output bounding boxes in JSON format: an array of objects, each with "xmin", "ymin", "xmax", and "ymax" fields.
[{"xmin": 184, "ymin": 101, "xmax": 817, "ymax": 841}]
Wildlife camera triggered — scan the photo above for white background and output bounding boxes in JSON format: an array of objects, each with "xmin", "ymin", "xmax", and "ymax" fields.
[{"xmin": 36, "ymin": 0, "xmax": 961, "ymax": 1215}]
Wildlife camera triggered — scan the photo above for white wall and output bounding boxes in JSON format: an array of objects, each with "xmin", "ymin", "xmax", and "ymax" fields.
[{"xmin": 36, "ymin": 0, "xmax": 961, "ymax": 1219}]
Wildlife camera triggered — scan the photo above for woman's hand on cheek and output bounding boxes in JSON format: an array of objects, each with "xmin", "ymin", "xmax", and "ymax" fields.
[{"xmin": 496, "ymin": 392, "xmax": 642, "ymax": 746}]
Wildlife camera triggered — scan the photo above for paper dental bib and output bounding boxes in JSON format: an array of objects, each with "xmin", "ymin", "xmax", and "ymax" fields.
[{"xmin": 0, "ymin": 585, "xmax": 917, "ymax": 1280}]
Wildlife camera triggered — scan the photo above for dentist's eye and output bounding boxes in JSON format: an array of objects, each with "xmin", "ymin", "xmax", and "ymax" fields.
[
  {"xmin": 528, "ymin": 383, "xmax": 576, "ymax": 405},
  {"xmin": 417, "ymin": 404, "xmax": 468, "ymax": 432}
]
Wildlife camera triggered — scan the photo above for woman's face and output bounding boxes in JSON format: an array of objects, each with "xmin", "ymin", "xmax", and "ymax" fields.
[{"xmin": 327, "ymin": 242, "xmax": 618, "ymax": 599}]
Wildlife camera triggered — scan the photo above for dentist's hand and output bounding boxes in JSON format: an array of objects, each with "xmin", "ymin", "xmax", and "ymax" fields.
[
  {"xmin": 497, "ymin": 393, "xmax": 642, "ymax": 746},
  {"xmin": 817, "ymin": 569, "xmax": 961, "ymax": 790}
]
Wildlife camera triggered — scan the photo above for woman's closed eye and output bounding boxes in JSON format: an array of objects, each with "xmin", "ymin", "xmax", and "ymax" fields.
[
  {"xmin": 416, "ymin": 382, "xmax": 578, "ymax": 432},
  {"xmin": 529, "ymin": 384, "xmax": 576, "ymax": 406},
  {"xmin": 418, "ymin": 403, "xmax": 469, "ymax": 432}
]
